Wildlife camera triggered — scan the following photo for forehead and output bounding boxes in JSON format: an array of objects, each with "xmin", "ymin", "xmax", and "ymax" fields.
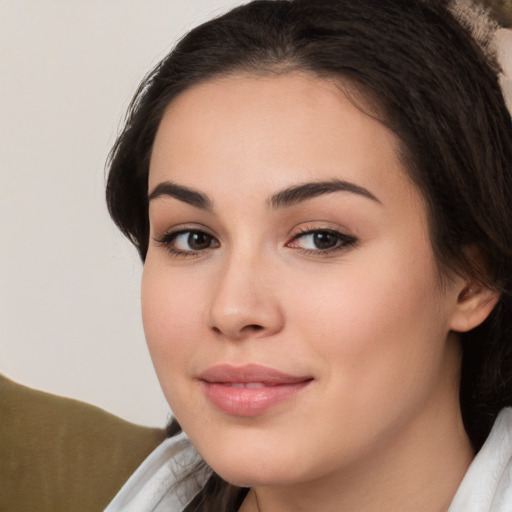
[{"xmin": 149, "ymin": 72, "xmax": 417, "ymax": 211}]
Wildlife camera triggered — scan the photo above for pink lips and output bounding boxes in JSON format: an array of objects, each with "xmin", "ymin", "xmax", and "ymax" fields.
[{"xmin": 199, "ymin": 364, "xmax": 313, "ymax": 416}]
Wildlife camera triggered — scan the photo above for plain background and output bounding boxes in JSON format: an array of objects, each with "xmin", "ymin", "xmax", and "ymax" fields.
[{"xmin": 1, "ymin": 0, "xmax": 242, "ymax": 428}]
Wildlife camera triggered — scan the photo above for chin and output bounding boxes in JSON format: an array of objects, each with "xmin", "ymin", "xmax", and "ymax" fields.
[
  {"xmin": 208, "ymin": 458, "xmax": 298, "ymax": 488},
  {"xmin": 191, "ymin": 431, "xmax": 319, "ymax": 488}
]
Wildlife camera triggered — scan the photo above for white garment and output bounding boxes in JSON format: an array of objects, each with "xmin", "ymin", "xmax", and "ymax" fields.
[
  {"xmin": 104, "ymin": 431, "xmax": 211, "ymax": 512},
  {"xmin": 448, "ymin": 408, "xmax": 512, "ymax": 512},
  {"xmin": 105, "ymin": 409, "xmax": 512, "ymax": 512}
]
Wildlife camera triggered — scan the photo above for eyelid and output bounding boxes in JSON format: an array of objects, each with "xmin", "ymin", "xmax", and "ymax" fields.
[
  {"xmin": 287, "ymin": 222, "xmax": 353, "ymax": 241},
  {"xmin": 152, "ymin": 221, "xmax": 215, "ymax": 241}
]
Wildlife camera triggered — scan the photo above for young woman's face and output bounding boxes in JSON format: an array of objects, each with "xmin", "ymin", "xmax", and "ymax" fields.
[{"xmin": 143, "ymin": 73, "xmax": 467, "ymax": 487}]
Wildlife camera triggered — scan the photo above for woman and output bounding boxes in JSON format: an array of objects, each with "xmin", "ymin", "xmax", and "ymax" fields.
[{"xmin": 105, "ymin": 0, "xmax": 512, "ymax": 510}]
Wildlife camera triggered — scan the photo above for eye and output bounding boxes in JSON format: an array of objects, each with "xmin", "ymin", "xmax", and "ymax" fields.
[
  {"xmin": 287, "ymin": 228, "xmax": 357, "ymax": 254},
  {"xmin": 154, "ymin": 229, "xmax": 219, "ymax": 256}
]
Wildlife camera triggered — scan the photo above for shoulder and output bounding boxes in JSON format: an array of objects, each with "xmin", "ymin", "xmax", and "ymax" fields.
[{"xmin": 104, "ymin": 431, "xmax": 211, "ymax": 512}]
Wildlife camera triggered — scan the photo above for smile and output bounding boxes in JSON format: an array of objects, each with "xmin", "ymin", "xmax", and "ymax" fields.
[
  {"xmin": 221, "ymin": 382, "xmax": 267, "ymax": 388},
  {"xmin": 198, "ymin": 364, "xmax": 313, "ymax": 417}
]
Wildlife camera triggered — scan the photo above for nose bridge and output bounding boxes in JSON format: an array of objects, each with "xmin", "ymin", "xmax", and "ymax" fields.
[{"xmin": 207, "ymin": 245, "xmax": 284, "ymax": 340}]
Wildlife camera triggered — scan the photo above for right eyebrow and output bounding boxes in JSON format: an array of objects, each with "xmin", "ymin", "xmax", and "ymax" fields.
[{"xmin": 148, "ymin": 181, "xmax": 213, "ymax": 210}]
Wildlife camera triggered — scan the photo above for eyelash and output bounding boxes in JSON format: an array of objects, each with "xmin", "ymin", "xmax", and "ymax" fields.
[
  {"xmin": 153, "ymin": 227, "xmax": 357, "ymax": 258},
  {"xmin": 154, "ymin": 229, "xmax": 218, "ymax": 258},
  {"xmin": 288, "ymin": 227, "xmax": 357, "ymax": 255}
]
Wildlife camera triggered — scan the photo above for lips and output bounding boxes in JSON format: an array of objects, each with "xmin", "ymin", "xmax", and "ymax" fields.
[{"xmin": 198, "ymin": 364, "xmax": 313, "ymax": 416}]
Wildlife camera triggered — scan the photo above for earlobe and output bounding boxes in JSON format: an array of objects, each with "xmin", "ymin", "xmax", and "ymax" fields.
[{"xmin": 449, "ymin": 281, "xmax": 500, "ymax": 332}]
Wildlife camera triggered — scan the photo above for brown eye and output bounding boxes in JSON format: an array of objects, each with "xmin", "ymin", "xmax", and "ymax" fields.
[
  {"xmin": 187, "ymin": 231, "xmax": 214, "ymax": 250},
  {"xmin": 154, "ymin": 229, "xmax": 219, "ymax": 255},
  {"xmin": 311, "ymin": 231, "xmax": 339, "ymax": 250},
  {"xmin": 288, "ymin": 229, "xmax": 357, "ymax": 254}
]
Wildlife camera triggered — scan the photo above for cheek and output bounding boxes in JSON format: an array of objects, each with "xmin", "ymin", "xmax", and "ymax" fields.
[
  {"xmin": 141, "ymin": 261, "xmax": 205, "ymax": 393},
  {"xmin": 289, "ymin": 240, "xmax": 449, "ymax": 393}
]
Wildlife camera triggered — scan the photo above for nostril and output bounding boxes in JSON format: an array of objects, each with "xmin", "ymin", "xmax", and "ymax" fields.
[
  {"xmin": 245, "ymin": 324, "xmax": 264, "ymax": 331},
  {"xmin": 210, "ymin": 323, "xmax": 265, "ymax": 337}
]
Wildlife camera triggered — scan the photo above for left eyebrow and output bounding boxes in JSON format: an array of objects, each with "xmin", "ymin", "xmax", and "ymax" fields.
[{"xmin": 268, "ymin": 178, "xmax": 381, "ymax": 209}]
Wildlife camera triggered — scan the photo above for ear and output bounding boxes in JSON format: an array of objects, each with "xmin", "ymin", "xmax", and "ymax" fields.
[{"xmin": 449, "ymin": 279, "xmax": 500, "ymax": 333}]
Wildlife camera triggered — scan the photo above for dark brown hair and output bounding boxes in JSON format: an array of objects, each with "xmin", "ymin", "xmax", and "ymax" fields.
[{"xmin": 106, "ymin": 0, "xmax": 512, "ymax": 508}]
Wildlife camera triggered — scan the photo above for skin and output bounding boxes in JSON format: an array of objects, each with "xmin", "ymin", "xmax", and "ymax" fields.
[{"xmin": 142, "ymin": 72, "xmax": 498, "ymax": 512}]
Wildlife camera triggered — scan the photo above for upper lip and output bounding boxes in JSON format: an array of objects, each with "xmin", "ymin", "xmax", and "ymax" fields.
[{"xmin": 199, "ymin": 364, "xmax": 312, "ymax": 385}]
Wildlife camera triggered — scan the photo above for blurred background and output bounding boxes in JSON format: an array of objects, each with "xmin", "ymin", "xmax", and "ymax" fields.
[{"xmin": 0, "ymin": 0, "xmax": 241, "ymax": 427}]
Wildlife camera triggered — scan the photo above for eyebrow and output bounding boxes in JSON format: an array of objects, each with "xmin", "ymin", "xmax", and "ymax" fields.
[
  {"xmin": 268, "ymin": 178, "xmax": 381, "ymax": 208},
  {"xmin": 148, "ymin": 178, "xmax": 380, "ymax": 210},
  {"xmin": 148, "ymin": 181, "xmax": 213, "ymax": 210}
]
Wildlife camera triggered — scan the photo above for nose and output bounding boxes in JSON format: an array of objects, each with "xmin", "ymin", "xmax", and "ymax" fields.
[{"xmin": 207, "ymin": 254, "xmax": 285, "ymax": 341}]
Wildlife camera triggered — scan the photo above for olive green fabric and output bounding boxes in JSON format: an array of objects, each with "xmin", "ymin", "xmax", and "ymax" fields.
[{"xmin": 0, "ymin": 374, "xmax": 166, "ymax": 512}]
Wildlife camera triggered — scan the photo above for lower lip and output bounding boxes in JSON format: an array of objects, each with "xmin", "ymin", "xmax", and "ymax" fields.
[{"xmin": 201, "ymin": 380, "xmax": 312, "ymax": 417}]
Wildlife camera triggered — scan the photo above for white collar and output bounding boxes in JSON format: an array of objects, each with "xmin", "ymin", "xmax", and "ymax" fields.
[
  {"xmin": 104, "ymin": 431, "xmax": 210, "ymax": 512},
  {"xmin": 448, "ymin": 408, "xmax": 512, "ymax": 512}
]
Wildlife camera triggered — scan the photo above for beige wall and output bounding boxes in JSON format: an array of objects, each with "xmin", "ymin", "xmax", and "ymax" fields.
[{"xmin": 0, "ymin": 0, "xmax": 241, "ymax": 427}]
